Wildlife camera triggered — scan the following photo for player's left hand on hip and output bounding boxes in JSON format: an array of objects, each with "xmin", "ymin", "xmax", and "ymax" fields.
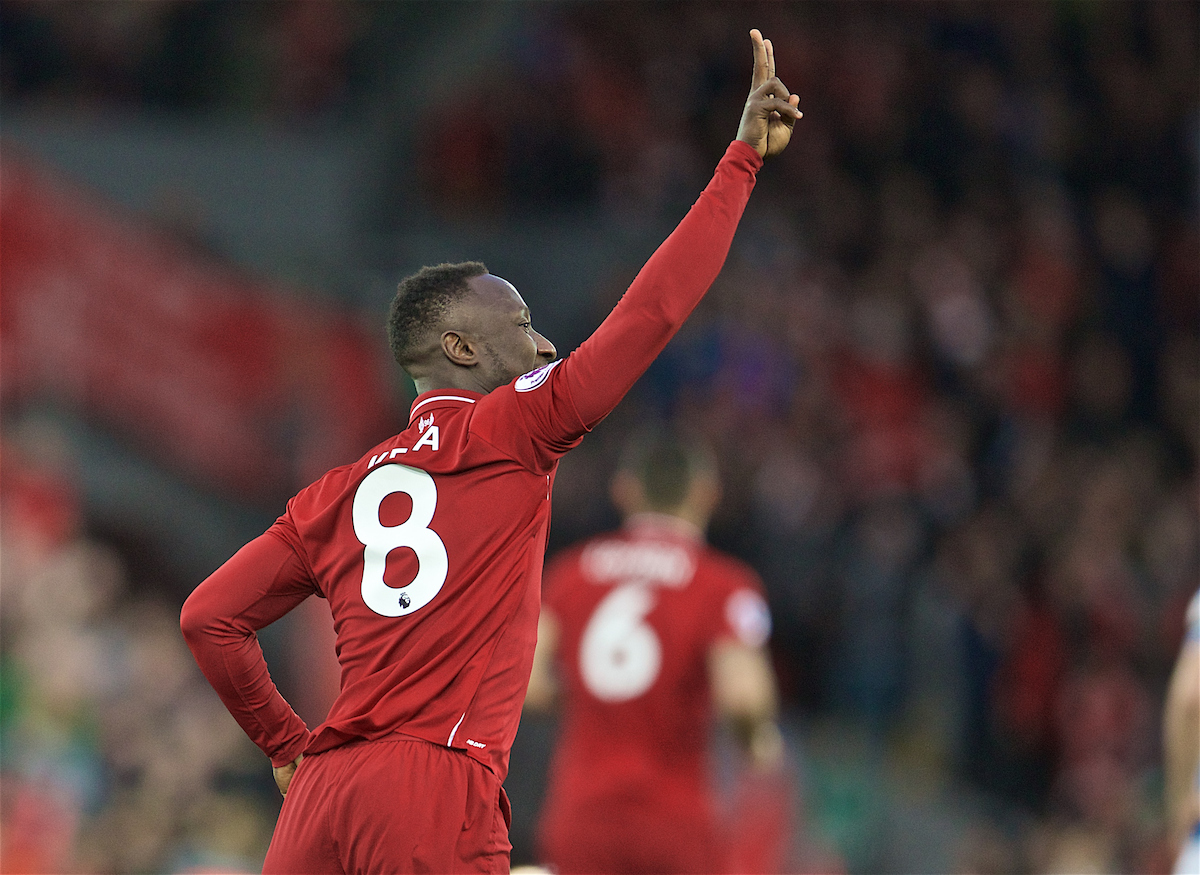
[{"xmin": 274, "ymin": 754, "xmax": 303, "ymax": 797}]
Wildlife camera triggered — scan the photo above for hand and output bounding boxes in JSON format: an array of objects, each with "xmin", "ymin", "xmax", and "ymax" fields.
[
  {"xmin": 274, "ymin": 754, "xmax": 303, "ymax": 798},
  {"xmin": 737, "ymin": 29, "xmax": 802, "ymax": 158}
]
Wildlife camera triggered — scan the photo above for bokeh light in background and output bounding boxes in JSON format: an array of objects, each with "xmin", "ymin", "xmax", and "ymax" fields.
[{"xmin": 1, "ymin": 2, "xmax": 1197, "ymax": 873}]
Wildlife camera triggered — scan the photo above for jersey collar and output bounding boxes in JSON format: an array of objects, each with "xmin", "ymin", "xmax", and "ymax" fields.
[{"xmin": 408, "ymin": 390, "xmax": 483, "ymax": 426}]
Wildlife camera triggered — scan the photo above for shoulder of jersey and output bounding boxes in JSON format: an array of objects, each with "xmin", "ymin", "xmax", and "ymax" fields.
[
  {"xmin": 297, "ymin": 457, "xmax": 363, "ymax": 499},
  {"xmin": 515, "ymin": 360, "xmax": 563, "ymax": 393},
  {"xmin": 700, "ymin": 544, "xmax": 762, "ymax": 582}
]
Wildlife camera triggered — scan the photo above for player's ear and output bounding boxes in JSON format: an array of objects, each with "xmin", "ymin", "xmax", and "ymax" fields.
[{"xmin": 441, "ymin": 330, "xmax": 477, "ymax": 367}]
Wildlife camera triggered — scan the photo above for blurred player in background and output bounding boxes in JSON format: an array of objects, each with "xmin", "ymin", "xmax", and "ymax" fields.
[
  {"xmin": 526, "ymin": 426, "xmax": 794, "ymax": 874},
  {"xmin": 1165, "ymin": 588, "xmax": 1200, "ymax": 875},
  {"xmin": 181, "ymin": 29, "xmax": 801, "ymax": 875}
]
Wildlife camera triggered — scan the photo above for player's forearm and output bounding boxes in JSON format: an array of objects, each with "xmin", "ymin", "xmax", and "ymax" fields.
[
  {"xmin": 182, "ymin": 609, "xmax": 312, "ymax": 766},
  {"xmin": 180, "ymin": 535, "xmax": 315, "ymax": 766},
  {"xmin": 565, "ymin": 140, "xmax": 762, "ymax": 426},
  {"xmin": 710, "ymin": 639, "xmax": 781, "ymax": 768},
  {"xmin": 728, "ymin": 714, "xmax": 785, "ymax": 771}
]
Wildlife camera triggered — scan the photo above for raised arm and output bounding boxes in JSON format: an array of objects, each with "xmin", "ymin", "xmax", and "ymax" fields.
[{"xmin": 559, "ymin": 29, "xmax": 802, "ymax": 429}]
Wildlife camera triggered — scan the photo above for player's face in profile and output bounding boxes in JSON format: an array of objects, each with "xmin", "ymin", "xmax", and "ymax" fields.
[{"xmin": 466, "ymin": 273, "xmax": 557, "ymax": 391}]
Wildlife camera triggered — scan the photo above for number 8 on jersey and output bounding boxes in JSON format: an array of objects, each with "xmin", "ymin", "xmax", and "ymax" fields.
[{"xmin": 353, "ymin": 464, "xmax": 449, "ymax": 617}]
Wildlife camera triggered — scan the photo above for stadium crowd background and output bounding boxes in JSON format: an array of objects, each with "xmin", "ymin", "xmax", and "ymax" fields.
[{"xmin": 1, "ymin": 1, "xmax": 1197, "ymax": 873}]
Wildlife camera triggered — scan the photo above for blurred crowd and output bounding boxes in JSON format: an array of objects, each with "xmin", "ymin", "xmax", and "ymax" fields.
[
  {"xmin": 0, "ymin": 419, "xmax": 277, "ymax": 874},
  {"xmin": 0, "ymin": 0, "xmax": 369, "ymax": 120},
  {"xmin": 2, "ymin": 2, "xmax": 1198, "ymax": 873}
]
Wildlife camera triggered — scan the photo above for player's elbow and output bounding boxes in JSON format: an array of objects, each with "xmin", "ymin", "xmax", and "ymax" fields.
[
  {"xmin": 179, "ymin": 586, "xmax": 219, "ymax": 650},
  {"xmin": 179, "ymin": 592, "xmax": 202, "ymax": 645}
]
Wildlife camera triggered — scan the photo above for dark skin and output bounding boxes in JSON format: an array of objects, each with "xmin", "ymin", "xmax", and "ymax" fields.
[
  {"xmin": 272, "ymin": 27, "xmax": 800, "ymax": 799},
  {"xmin": 411, "ymin": 274, "xmax": 558, "ymax": 396}
]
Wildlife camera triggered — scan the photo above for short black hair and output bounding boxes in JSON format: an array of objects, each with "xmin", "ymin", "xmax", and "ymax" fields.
[
  {"xmin": 617, "ymin": 424, "xmax": 717, "ymax": 511},
  {"xmin": 387, "ymin": 261, "xmax": 488, "ymax": 367}
]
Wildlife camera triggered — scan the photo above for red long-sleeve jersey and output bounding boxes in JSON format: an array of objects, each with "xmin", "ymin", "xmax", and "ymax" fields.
[
  {"xmin": 540, "ymin": 514, "xmax": 771, "ymax": 808},
  {"xmin": 180, "ymin": 140, "xmax": 762, "ymax": 783},
  {"xmin": 536, "ymin": 515, "xmax": 773, "ymax": 873}
]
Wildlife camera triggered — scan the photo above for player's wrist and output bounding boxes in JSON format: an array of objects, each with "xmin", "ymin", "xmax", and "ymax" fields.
[{"xmin": 727, "ymin": 139, "xmax": 765, "ymax": 172}]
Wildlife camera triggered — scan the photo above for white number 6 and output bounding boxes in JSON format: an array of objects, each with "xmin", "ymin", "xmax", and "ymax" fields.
[
  {"xmin": 353, "ymin": 464, "xmax": 448, "ymax": 617},
  {"xmin": 579, "ymin": 583, "xmax": 662, "ymax": 701}
]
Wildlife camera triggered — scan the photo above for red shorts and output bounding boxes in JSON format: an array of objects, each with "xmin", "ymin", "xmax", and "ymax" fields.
[
  {"xmin": 537, "ymin": 799, "xmax": 721, "ymax": 875},
  {"xmin": 263, "ymin": 736, "xmax": 512, "ymax": 874}
]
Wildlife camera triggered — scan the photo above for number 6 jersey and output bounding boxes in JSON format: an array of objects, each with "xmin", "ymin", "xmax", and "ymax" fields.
[
  {"xmin": 537, "ymin": 515, "xmax": 771, "ymax": 848},
  {"xmin": 180, "ymin": 141, "xmax": 763, "ymax": 785}
]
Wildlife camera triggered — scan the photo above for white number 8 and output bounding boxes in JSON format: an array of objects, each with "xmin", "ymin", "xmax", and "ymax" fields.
[
  {"xmin": 353, "ymin": 464, "xmax": 448, "ymax": 617},
  {"xmin": 579, "ymin": 583, "xmax": 662, "ymax": 701}
]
